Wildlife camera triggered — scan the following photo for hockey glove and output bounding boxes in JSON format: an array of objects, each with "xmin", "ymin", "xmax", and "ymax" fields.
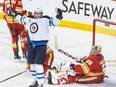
[
  {"xmin": 70, "ymin": 63, "xmax": 75, "ymax": 70},
  {"xmin": 27, "ymin": 11, "xmax": 32, "ymax": 16},
  {"xmin": 26, "ymin": 64, "xmax": 30, "ymax": 70},
  {"xmin": 75, "ymin": 56, "xmax": 86, "ymax": 63},
  {"xmin": 9, "ymin": 10, "xmax": 19, "ymax": 17},
  {"xmin": 19, "ymin": 10, "xmax": 27, "ymax": 16},
  {"xmin": 60, "ymin": 62, "xmax": 75, "ymax": 72},
  {"xmin": 56, "ymin": 8, "xmax": 63, "ymax": 20}
]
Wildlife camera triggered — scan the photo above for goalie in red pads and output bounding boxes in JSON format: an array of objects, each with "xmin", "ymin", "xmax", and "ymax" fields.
[{"xmin": 47, "ymin": 45, "xmax": 106, "ymax": 84}]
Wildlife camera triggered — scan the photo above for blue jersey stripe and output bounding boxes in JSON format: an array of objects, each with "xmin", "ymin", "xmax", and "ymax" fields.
[
  {"xmin": 30, "ymin": 70, "xmax": 36, "ymax": 72},
  {"xmin": 28, "ymin": 38, "xmax": 48, "ymax": 46},
  {"xmin": 49, "ymin": 19, "xmax": 55, "ymax": 26},
  {"xmin": 20, "ymin": 17, "xmax": 23, "ymax": 24},
  {"xmin": 32, "ymin": 74, "xmax": 36, "ymax": 76},
  {"xmin": 37, "ymin": 76, "xmax": 44, "ymax": 79},
  {"xmin": 36, "ymin": 72, "xmax": 44, "ymax": 75}
]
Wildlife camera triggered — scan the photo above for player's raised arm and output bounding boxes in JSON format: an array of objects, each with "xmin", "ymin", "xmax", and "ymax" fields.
[{"xmin": 49, "ymin": 8, "xmax": 63, "ymax": 26}]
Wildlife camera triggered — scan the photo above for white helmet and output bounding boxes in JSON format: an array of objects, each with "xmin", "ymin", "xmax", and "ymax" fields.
[
  {"xmin": 90, "ymin": 45, "xmax": 102, "ymax": 55},
  {"xmin": 34, "ymin": 8, "xmax": 43, "ymax": 14}
]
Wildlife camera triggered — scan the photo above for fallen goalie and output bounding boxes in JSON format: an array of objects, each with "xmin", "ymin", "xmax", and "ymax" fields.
[{"xmin": 46, "ymin": 45, "xmax": 107, "ymax": 84}]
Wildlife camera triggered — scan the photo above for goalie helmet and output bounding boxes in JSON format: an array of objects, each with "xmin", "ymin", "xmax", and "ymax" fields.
[{"xmin": 90, "ymin": 45, "xmax": 102, "ymax": 55}]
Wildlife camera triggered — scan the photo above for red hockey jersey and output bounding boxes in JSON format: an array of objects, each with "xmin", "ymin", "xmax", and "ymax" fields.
[
  {"xmin": 74, "ymin": 54, "xmax": 106, "ymax": 76},
  {"xmin": 3, "ymin": 0, "xmax": 23, "ymax": 23},
  {"xmin": 45, "ymin": 47, "xmax": 54, "ymax": 67}
]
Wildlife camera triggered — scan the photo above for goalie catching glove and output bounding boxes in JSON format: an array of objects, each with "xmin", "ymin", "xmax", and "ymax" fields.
[{"xmin": 56, "ymin": 8, "xmax": 63, "ymax": 20}]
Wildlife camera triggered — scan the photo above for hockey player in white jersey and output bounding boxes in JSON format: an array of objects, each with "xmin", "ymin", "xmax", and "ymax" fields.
[{"xmin": 9, "ymin": 8, "xmax": 63, "ymax": 87}]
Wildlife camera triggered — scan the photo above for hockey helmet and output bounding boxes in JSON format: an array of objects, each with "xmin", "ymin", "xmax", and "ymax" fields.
[
  {"xmin": 90, "ymin": 45, "xmax": 102, "ymax": 55},
  {"xmin": 34, "ymin": 8, "xmax": 43, "ymax": 14}
]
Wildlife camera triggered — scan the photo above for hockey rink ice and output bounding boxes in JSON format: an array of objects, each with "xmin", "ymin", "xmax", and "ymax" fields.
[{"xmin": 0, "ymin": 20, "xmax": 116, "ymax": 87}]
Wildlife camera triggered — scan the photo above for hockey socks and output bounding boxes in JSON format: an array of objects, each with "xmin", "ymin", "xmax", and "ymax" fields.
[{"xmin": 30, "ymin": 64, "xmax": 44, "ymax": 87}]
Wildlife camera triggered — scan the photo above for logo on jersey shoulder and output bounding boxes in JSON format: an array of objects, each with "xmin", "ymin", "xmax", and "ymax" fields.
[{"xmin": 30, "ymin": 22, "xmax": 38, "ymax": 33}]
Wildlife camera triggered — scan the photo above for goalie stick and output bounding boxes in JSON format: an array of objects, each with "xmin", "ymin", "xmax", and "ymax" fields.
[
  {"xmin": 54, "ymin": 35, "xmax": 86, "ymax": 63},
  {"xmin": 56, "ymin": 48, "xmax": 86, "ymax": 63},
  {"xmin": 0, "ymin": 70, "xmax": 27, "ymax": 83}
]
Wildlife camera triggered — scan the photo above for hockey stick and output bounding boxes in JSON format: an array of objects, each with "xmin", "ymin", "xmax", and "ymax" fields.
[
  {"xmin": 0, "ymin": 70, "xmax": 27, "ymax": 83},
  {"xmin": 54, "ymin": 35, "xmax": 86, "ymax": 63},
  {"xmin": 9, "ymin": 0, "xmax": 19, "ymax": 53}
]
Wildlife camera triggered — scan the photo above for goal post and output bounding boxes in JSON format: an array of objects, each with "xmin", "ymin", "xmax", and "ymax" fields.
[
  {"xmin": 92, "ymin": 18, "xmax": 116, "ymax": 62},
  {"xmin": 92, "ymin": 18, "xmax": 116, "ymax": 46}
]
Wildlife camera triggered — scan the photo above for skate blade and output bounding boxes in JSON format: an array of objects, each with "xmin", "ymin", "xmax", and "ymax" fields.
[
  {"xmin": 21, "ymin": 58, "xmax": 27, "ymax": 63},
  {"xmin": 15, "ymin": 59, "xmax": 25, "ymax": 63}
]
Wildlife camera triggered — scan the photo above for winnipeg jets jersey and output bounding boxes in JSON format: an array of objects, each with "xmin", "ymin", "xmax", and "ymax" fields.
[{"xmin": 16, "ymin": 15, "xmax": 60, "ymax": 41}]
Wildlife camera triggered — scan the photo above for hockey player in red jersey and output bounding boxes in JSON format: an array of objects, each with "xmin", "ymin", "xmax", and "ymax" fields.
[
  {"xmin": 47, "ymin": 45, "xmax": 106, "ymax": 84},
  {"xmin": 2, "ymin": 0, "xmax": 28, "ymax": 61},
  {"xmin": 44, "ymin": 46, "xmax": 54, "ymax": 73}
]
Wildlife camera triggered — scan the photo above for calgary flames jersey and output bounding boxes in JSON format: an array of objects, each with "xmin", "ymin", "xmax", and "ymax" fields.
[
  {"xmin": 74, "ymin": 54, "xmax": 106, "ymax": 76},
  {"xmin": 45, "ymin": 47, "xmax": 54, "ymax": 66},
  {"xmin": 3, "ymin": 0, "xmax": 23, "ymax": 23}
]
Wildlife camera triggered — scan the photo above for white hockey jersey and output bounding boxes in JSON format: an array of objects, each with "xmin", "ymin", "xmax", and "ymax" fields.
[{"xmin": 16, "ymin": 15, "xmax": 60, "ymax": 41}]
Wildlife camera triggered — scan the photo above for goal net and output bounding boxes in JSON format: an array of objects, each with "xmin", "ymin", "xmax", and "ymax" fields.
[{"xmin": 92, "ymin": 18, "xmax": 116, "ymax": 62}]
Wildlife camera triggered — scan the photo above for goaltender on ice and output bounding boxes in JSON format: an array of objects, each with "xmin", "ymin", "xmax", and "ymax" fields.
[
  {"xmin": 47, "ymin": 45, "xmax": 107, "ymax": 84},
  {"xmin": 9, "ymin": 8, "xmax": 63, "ymax": 87}
]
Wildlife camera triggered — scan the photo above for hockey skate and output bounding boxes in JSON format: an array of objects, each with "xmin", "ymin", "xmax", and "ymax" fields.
[
  {"xmin": 38, "ymin": 84, "xmax": 43, "ymax": 87},
  {"xmin": 47, "ymin": 71, "xmax": 53, "ymax": 84},
  {"xmin": 21, "ymin": 50, "xmax": 28, "ymax": 63},
  {"xmin": 22, "ymin": 50, "xmax": 28, "ymax": 59},
  {"xmin": 44, "ymin": 67, "xmax": 58, "ymax": 84},
  {"xmin": 29, "ymin": 81, "xmax": 38, "ymax": 87},
  {"xmin": 14, "ymin": 57, "xmax": 21, "ymax": 63},
  {"xmin": 14, "ymin": 52, "xmax": 21, "ymax": 63}
]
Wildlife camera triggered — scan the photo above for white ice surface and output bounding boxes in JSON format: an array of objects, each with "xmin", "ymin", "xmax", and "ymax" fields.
[{"xmin": 0, "ymin": 20, "xmax": 116, "ymax": 87}]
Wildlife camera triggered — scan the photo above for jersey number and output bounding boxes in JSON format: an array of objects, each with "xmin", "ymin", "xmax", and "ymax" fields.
[{"xmin": 86, "ymin": 60, "xmax": 93, "ymax": 65}]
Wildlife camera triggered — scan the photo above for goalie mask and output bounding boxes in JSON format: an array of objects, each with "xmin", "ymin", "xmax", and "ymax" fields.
[{"xmin": 90, "ymin": 45, "xmax": 102, "ymax": 55}]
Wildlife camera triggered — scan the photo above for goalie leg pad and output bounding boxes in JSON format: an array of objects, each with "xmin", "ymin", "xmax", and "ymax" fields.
[
  {"xmin": 47, "ymin": 70, "xmax": 70, "ymax": 84},
  {"xmin": 47, "ymin": 70, "xmax": 58, "ymax": 84}
]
